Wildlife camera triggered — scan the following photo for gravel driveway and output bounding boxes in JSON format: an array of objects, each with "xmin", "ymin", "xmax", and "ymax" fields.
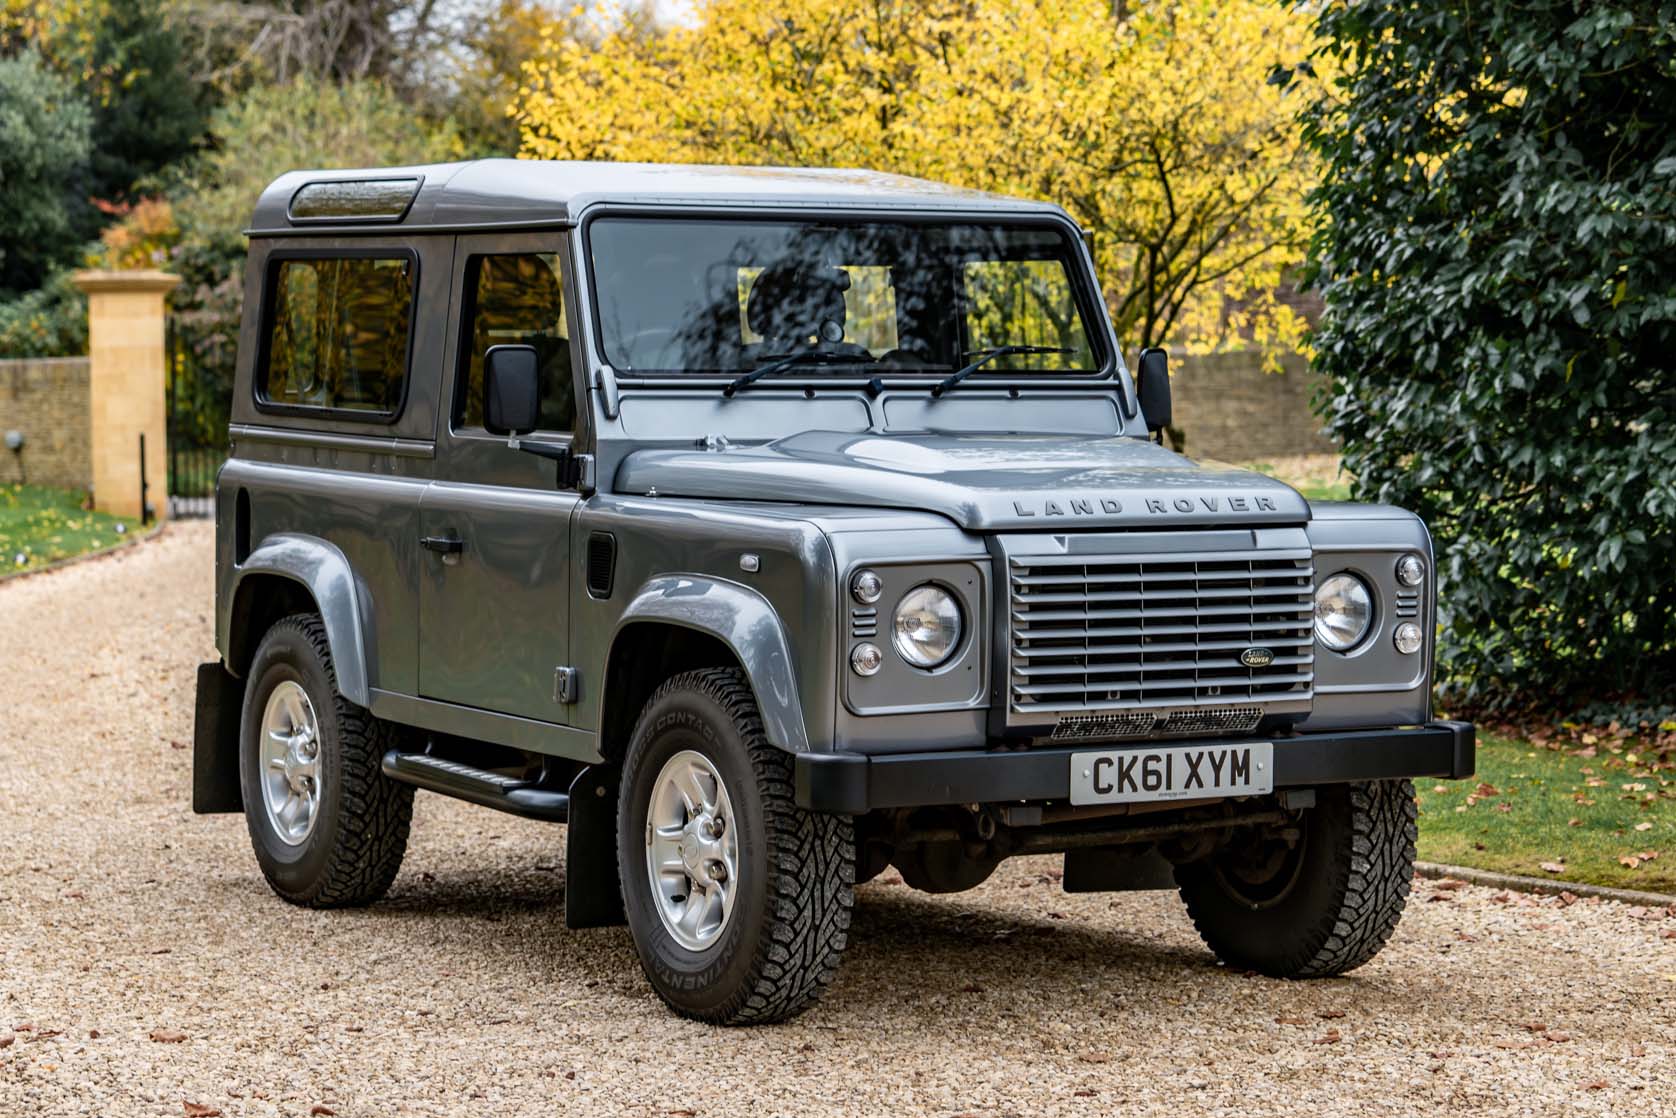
[{"xmin": 2, "ymin": 523, "xmax": 1672, "ymax": 1117}]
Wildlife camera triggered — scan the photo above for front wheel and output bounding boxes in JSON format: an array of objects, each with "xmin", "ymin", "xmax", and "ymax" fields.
[
  {"xmin": 1175, "ymin": 779, "xmax": 1418, "ymax": 977},
  {"xmin": 617, "ymin": 668, "xmax": 855, "ymax": 1024}
]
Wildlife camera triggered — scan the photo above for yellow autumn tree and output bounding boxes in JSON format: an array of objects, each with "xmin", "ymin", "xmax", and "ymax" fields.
[{"xmin": 514, "ymin": 0, "xmax": 1317, "ymax": 359}]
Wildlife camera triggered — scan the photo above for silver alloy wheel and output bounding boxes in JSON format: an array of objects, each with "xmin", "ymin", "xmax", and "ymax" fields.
[
  {"xmin": 260, "ymin": 680, "xmax": 322, "ymax": 846},
  {"xmin": 645, "ymin": 749, "xmax": 740, "ymax": 952}
]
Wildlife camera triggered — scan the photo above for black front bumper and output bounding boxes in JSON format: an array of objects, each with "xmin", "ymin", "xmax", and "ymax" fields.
[{"xmin": 794, "ymin": 720, "xmax": 1475, "ymax": 814}]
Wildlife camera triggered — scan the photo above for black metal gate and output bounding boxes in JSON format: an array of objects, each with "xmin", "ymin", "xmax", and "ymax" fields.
[{"xmin": 165, "ymin": 316, "xmax": 233, "ymax": 518}]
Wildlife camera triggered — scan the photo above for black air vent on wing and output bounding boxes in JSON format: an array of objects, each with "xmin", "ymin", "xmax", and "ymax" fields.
[{"xmin": 586, "ymin": 532, "xmax": 616, "ymax": 600}]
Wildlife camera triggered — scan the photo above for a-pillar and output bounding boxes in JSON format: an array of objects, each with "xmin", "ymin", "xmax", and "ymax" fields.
[{"xmin": 73, "ymin": 270, "xmax": 182, "ymax": 522}]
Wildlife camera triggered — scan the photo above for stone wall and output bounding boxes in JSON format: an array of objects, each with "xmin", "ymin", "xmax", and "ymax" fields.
[
  {"xmin": 1168, "ymin": 349, "xmax": 1336, "ymax": 462},
  {"xmin": 0, "ymin": 357, "xmax": 92, "ymax": 489}
]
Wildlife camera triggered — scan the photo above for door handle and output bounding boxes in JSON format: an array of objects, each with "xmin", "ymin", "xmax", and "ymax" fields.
[{"xmin": 421, "ymin": 535, "xmax": 463, "ymax": 556}]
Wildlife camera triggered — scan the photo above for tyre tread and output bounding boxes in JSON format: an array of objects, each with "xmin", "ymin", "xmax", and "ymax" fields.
[
  {"xmin": 253, "ymin": 613, "xmax": 413, "ymax": 909},
  {"xmin": 623, "ymin": 667, "xmax": 855, "ymax": 1025},
  {"xmin": 1180, "ymin": 779, "xmax": 1417, "ymax": 978}
]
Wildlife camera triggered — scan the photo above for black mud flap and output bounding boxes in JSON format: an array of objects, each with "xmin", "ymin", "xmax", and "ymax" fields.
[
  {"xmin": 565, "ymin": 762, "xmax": 626, "ymax": 928},
  {"xmin": 1062, "ymin": 845, "xmax": 1178, "ymax": 893},
  {"xmin": 193, "ymin": 661, "xmax": 244, "ymax": 813}
]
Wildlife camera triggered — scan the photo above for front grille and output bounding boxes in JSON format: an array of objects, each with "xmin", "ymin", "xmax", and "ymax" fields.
[{"xmin": 1008, "ymin": 546, "xmax": 1315, "ymax": 728}]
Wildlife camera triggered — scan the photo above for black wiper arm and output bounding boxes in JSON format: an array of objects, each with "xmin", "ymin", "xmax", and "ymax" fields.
[
  {"xmin": 722, "ymin": 349, "xmax": 862, "ymax": 397},
  {"xmin": 931, "ymin": 345, "xmax": 1073, "ymax": 397}
]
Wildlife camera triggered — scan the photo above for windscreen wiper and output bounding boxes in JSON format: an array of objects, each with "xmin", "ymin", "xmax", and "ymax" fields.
[
  {"xmin": 722, "ymin": 349, "xmax": 869, "ymax": 397},
  {"xmin": 930, "ymin": 344, "xmax": 1073, "ymax": 398}
]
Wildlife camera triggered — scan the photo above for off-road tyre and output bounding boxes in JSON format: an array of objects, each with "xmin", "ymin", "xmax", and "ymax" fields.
[
  {"xmin": 618, "ymin": 668, "xmax": 855, "ymax": 1025},
  {"xmin": 1175, "ymin": 779, "xmax": 1417, "ymax": 978},
  {"xmin": 239, "ymin": 613, "xmax": 414, "ymax": 908}
]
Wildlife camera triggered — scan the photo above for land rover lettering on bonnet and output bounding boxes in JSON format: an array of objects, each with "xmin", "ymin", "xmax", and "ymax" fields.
[{"xmin": 191, "ymin": 160, "xmax": 1474, "ymax": 1025}]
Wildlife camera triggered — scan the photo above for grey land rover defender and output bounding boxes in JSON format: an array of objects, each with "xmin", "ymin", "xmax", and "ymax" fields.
[{"xmin": 193, "ymin": 160, "xmax": 1475, "ymax": 1024}]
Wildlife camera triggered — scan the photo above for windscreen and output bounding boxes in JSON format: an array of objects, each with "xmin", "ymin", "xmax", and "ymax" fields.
[{"xmin": 586, "ymin": 217, "xmax": 1100, "ymax": 376}]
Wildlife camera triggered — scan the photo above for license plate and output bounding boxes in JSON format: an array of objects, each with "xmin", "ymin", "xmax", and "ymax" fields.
[{"xmin": 1069, "ymin": 742, "xmax": 1274, "ymax": 805}]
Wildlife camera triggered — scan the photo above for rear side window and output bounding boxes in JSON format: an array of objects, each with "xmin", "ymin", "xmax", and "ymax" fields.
[
  {"xmin": 261, "ymin": 256, "xmax": 414, "ymax": 416},
  {"xmin": 455, "ymin": 253, "xmax": 575, "ymax": 434}
]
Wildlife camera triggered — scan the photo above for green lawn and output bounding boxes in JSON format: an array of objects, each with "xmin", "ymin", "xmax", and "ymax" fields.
[
  {"xmin": 1240, "ymin": 455, "xmax": 1354, "ymax": 502},
  {"xmin": 0, "ymin": 484, "xmax": 141, "ymax": 574},
  {"xmin": 1416, "ymin": 732, "xmax": 1676, "ymax": 893}
]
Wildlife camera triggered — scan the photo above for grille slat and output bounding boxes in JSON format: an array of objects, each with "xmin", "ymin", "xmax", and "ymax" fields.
[
  {"xmin": 1012, "ymin": 585, "xmax": 1314, "ymax": 605},
  {"xmin": 1015, "ymin": 655, "xmax": 1313, "ymax": 678},
  {"xmin": 1013, "ymin": 600, "xmax": 1311, "ymax": 623},
  {"xmin": 1007, "ymin": 548, "xmax": 1316, "ymax": 726},
  {"xmin": 1014, "ymin": 619, "xmax": 1311, "ymax": 640}
]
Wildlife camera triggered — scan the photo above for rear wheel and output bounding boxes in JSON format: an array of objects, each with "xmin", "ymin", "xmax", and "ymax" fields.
[
  {"xmin": 1175, "ymin": 780, "xmax": 1417, "ymax": 977},
  {"xmin": 238, "ymin": 613, "xmax": 414, "ymax": 908},
  {"xmin": 617, "ymin": 668, "xmax": 855, "ymax": 1024}
]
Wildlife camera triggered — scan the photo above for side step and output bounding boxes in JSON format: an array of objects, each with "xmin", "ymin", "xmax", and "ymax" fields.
[{"xmin": 381, "ymin": 751, "xmax": 570, "ymax": 822}]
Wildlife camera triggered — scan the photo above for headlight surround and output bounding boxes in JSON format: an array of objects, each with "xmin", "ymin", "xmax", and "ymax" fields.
[
  {"xmin": 1314, "ymin": 573, "xmax": 1374, "ymax": 651},
  {"xmin": 892, "ymin": 584, "xmax": 963, "ymax": 668}
]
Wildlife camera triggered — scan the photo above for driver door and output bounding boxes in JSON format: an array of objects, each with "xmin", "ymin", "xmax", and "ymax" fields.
[{"xmin": 418, "ymin": 233, "xmax": 584, "ymax": 723}]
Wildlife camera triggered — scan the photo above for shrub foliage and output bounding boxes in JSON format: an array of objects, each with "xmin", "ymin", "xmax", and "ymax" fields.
[{"xmin": 1300, "ymin": 2, "xmax": 1676, "ymax": 710}]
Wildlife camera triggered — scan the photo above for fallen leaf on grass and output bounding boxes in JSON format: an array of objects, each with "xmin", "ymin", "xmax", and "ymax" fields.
[
  {"xmin": 1620, "ymin": 855, "xmax": 1645, "ymax": 869},
  {"xmin": 1636, "ymin": 821, "xmax": 1654, "ymax": 831},
  {"xmin": 1540, "ymin": 862, "xmax": 1566, "ymax": 874},
  {"xmin": 149, "ymin": 1028, "xmax": 187, "ymax": 1043},
  {"xmin": 1568, "ymin": 818, "xmax": 1583, "ymax": 827},
  {"xmin": 182, "ymin": 1105, "xmax": 221, "ymax": 1118}
]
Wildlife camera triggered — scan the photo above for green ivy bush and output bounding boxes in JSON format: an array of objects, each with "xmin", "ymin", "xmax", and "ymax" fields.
[{"xmin": 1297, "ymin": 2, "xmax": 1676, "ymax": 713}]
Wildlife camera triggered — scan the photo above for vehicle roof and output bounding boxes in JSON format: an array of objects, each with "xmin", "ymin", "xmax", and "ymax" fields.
[{"xmin": 248, "ymin": 158, "xmax": 1074, "ymax": 236}]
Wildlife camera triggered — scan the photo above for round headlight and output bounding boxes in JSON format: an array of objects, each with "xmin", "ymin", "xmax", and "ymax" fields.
[
  {"xmin": 1395, "ymin": 554, "xmax": 1426, "ymax": 587},
  {"xmin": 1393, "ymin": 622, "xmax": 1423, "ymax": 655},
  {"xmin": 892, "ymin": 585, "xmax": 963, "ymax": 668},
  {"xmin": 1314, "ymin": 573, "xmax": 1373, "ymax": 651}
]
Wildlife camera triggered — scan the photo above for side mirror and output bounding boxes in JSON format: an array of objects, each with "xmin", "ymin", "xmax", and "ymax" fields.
[
  {"xmin": 1136, "ymin": 347, "xmax": 1171, "ymax": 434},
  {"xmin": 484, "ymin": 344, "xmax": 540, "ymax": 435}
]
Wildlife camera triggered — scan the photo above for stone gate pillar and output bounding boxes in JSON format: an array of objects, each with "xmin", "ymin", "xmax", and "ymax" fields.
[{"xmin": 73, "ymin": 270, "xmax": 181, "ymax": 522}]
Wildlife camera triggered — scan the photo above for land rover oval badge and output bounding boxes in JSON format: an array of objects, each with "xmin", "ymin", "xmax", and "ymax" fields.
[{"xmin": 1240, "ymin": 646, "xmax": 1276, "ymax": 668}]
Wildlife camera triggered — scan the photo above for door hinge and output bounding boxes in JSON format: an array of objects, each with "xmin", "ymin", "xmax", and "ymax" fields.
[{"xmin": 553, "ymin": 666, "xmax": 579, "ymax": 704}]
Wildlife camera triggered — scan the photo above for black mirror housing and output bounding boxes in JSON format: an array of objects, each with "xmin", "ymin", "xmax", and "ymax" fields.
[
  {"xmin": 1136, "ymin": 347, "xmax": 1172, "ymax": 433},
  {"xmin": 484, "ymin": 344, "xmax": 541, "ymax": 435}
]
